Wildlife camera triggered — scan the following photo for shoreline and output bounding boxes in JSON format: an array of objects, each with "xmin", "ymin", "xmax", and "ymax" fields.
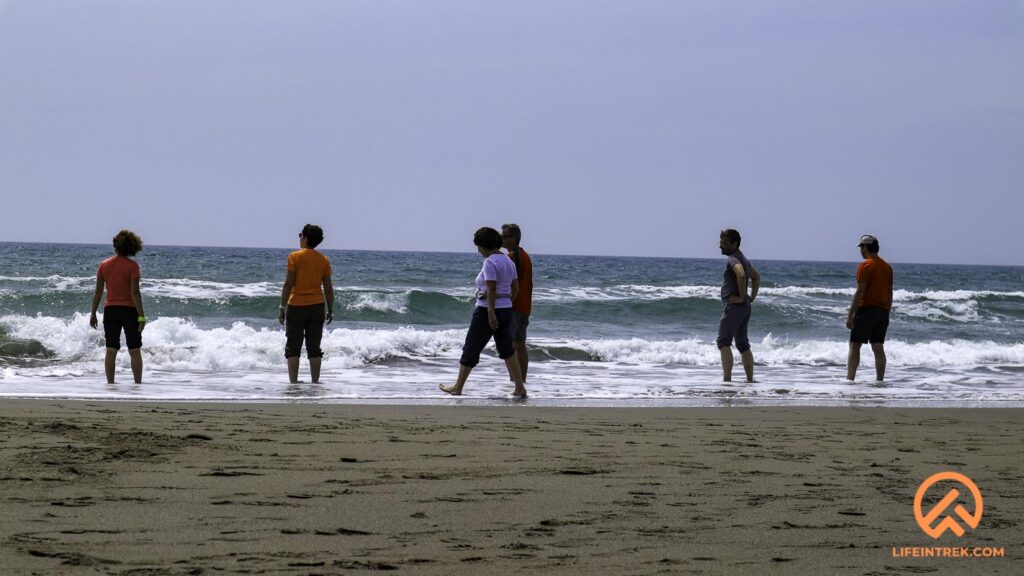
[
  {"xmin": 1, "ymin": 401, "xmax": 1020, "ymax": 575},
  {"xmin": 4, "ymin": 398, "xmax": 1024, "ymax": 409},
  {"xmin": 2, "ymin": 394, "xmax": 1024, "ymax": 408}
]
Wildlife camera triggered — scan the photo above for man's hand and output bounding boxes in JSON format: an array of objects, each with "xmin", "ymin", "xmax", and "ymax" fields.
[
  {"xmin": 138, "ymin": 319, "xmax": 147, "ymax": 333},
  {"xmin": 728, "ymin": 294, "xmax": 746, "ymax": 305},
  {"xmin": 326, "ymin": 310, "xmax": 334, "ymax": 325},
  {"xmin": 278, "ymin": 308, "xmax": 286, "ymax": 325},
  {"xmin": 89, "ymin": 313, "xmax": 98, "ymax": 329},
  {"xmin": 845, "ymin": 316, "xmax": 853, "ymax": 330}
]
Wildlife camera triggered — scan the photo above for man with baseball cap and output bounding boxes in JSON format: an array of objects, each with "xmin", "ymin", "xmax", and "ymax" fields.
[{"xmin": 846, "ymin": 234, "xmax": 893, "ymax": 381}]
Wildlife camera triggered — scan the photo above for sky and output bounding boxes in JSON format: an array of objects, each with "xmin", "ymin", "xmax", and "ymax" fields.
[{"xmin": 1, "ymin": 1, "xmax": 1022, "ymax": 265}]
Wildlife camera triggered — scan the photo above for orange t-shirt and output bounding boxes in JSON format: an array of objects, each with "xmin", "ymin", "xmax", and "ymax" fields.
[
  {"xmin": 98, "ymin": 256, "xmax": 141, "ymax": 308},
  {"xmin": 856, "ymin": 256, "xmax": 893, "ymax": 310},
  {"xmin": 508, "ymin": 248, "xmax": 533, "ymax": 315},
  {"xmin": 287, "ymin": 249, "xmax": 332, "ymax": 306}
]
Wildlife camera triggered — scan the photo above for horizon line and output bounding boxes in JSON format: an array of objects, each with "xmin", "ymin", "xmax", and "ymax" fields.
[{"xmin": 0, "ymin": 240, "xmax": 1020, "ymax": 269}]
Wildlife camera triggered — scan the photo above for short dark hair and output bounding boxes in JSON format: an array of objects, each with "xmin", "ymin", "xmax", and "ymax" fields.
[
  {"xmin": 863, "ymin": 241, "xmax": 880, "ymax": 254},
  {"xmin": 301, "ymin": 224, "xmax": 324, "ymax": 249},
  {"xmin": 473, "ymin": 227, "xmax": 503, "ymax": 251},
  {"xmin": 112, "ymin": 230, "xmax": 143, "ymax": 257},
  {"xmin": 501, "ymin": 223, "xmax": 522, "ymax": 243},
  {"xmin": 720, "ymin": 228, "xmax": 741, "ymax": 247}
]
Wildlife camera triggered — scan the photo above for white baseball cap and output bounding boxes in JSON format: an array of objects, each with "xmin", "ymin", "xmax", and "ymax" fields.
[{"xmin": 857, "ymin": 234, "xmax": 878, "ymax": 246}]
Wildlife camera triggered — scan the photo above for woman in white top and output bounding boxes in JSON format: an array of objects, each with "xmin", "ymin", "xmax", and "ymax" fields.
[{"xmin": 441, "ymin": 227, "xmax": 527, "ymax": 398}]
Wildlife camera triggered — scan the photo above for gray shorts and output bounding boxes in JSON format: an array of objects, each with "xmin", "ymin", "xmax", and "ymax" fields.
[
  {"xmin": 717, "ymin": 303, "xmax": 751, "ymax": 353},
  {"xmin": 512, "ymin": 311, "xmax": 530, "ymax": 342}
]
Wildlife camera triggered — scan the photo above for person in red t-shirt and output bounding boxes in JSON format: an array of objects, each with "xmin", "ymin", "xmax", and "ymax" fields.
[
  {"xmin": 90, "ymin": 230, "xmax": 147, "ymax": 384},
  {"xmin": 846, "ymin": 234, "xmax": 894, "ymax": 381},
  {"xmin": 502, "ymin": 223, "xmax": 533, "ymax": 382}
]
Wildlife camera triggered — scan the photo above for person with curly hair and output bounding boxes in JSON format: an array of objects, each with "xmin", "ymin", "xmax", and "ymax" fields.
[
  {"xmin": 440, "ymin": 227, "xmax": 527, "ymax": 398},
  {"xmin": 279, "ymin": 224, "xmax": 334, "ymax": 383},
  {"xmin": 90, "ymin": 230, "xmax": 147, "ymax": 384}
]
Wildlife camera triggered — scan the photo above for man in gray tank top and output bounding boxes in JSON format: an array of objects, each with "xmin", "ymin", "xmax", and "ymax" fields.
[{"xmin": 717, "ymin": 229, "xmax": 761, "ymax": 382}]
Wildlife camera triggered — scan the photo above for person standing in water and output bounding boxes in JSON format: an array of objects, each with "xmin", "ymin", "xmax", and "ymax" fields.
[
  {"xmin": 717, "ymin": 228, "xmax": 760, "ymax": 382},
  {"xmin": 441, "ymin": 227, "xmax": 527, "ymax": 398},
  {"xmin": 846, "ymin": 234, "xmax": 893, "ymax": 382},
  {"xmin": 279, "ymin": 224, "xmax": 334, "ymax": 384},
  {"xmin": 90, "ymin": 230, "xmax": 146, "ymax": 384},
  {"xmin": 502, "ymin": 223, "xmax": 533, "ymax": 383}
]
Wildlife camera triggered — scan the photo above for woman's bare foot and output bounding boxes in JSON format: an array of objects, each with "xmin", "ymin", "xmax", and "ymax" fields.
[
  {"xmin": 439, "ymin": 383, "xmax": 462, "ymax": 396},
  {"xmin": 512, "ymin": 387, "xmax": 527, "ymax": 398}
]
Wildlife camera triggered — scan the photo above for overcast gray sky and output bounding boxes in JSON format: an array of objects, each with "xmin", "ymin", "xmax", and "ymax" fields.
[{"xmin": 1, "ymin": 1, "xmax": 1022, "ymax": 264}]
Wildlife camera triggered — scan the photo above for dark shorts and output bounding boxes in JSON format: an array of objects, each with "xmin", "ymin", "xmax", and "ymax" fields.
[
  {"xmin": 717, "ymin": 303, "xmax": 752, "ymax": 353},
  {"xmin": 850, "ymin": 306, "xmax": 889, "ymax": 344},
  {"xmin": 511, "ymin": 311, "xmax": 530, "ymax": 342},
  {"xmin": 460, "ymin": 307, "xmax": 516, "ymax": 368},
  {"xmin": 103, "ymin": 306, "xmax": 142, "ymax": 350},
  {"xmin": 285, "ymin": 303, "xmax": 326, "ymax": 358}
]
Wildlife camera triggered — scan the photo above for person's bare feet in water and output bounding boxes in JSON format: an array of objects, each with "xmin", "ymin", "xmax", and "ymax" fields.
[
  {"xmin": 439, "ymin": 383, "xmax": 463, "ymax": 396},
  {"xmin": 512, "ymin": 386, "xmax": 527, "ymax": 398}
]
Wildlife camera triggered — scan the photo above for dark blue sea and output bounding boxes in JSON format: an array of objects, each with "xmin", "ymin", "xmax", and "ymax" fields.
[{"xmin": 2, "ymin": 242, "xmax": 1023, "ymax": 405}]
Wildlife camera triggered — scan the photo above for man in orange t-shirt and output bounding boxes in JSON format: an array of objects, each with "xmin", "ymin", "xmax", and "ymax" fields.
[
  {"xmin": 503, "ymin": 223, "xmax": 533, "ymax": 382},
  {"xmin": 278, "ymin": 224, "xmax": 334, "ymax": 384},
  {"xmin": 846, "ymin": 234, "xmax": 894, "ymax": 381}
]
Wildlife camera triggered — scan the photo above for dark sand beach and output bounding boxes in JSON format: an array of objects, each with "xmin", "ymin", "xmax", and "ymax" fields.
[{"xmin": 0, "ymin": 401, "xmax": 1020, "ymax": 575}]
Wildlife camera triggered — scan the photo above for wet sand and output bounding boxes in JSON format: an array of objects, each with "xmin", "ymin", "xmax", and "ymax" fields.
[{"xmin": 0, "ymin": 401, "xmax": 1020, "ymax": 575}]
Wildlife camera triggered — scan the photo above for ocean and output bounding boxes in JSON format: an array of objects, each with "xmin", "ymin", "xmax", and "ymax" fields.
[{"xmin": 1, "ymin": 242, "xmax": 1023, "ymax": 406}]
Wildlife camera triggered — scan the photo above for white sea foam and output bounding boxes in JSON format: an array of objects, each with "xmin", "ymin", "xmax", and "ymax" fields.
[
  {"xmin": 344, "ymin": 291, "xmax": 410, "ymax": 313},
  {"xmin": 2, "ymin": 276, "xmax": 1022, "ymax": 313},
  {"xmin": 531, "ymin": 284, "xmax": 1024, "ymax": 304},
  {"xmin": 566, "ymin": 334, "xmax": 1024, "ymax": 368},
  {"xmin": 0, "ymin": 275, "xmax": 280, "ymax": 298},
  {"xmin": 142, "ymin": 278, "xmax": 279, "ymax": 299},
  {"xmin": 3, "ymin": 314, "xmax": 1022, "ymax": 374},
  {"xmin": 0, "ymin": 314, "xmax": 465, "ymax": 373},
  {"xmin": 2, "ymin": 314, "xmax": 1023, "ymax": 403}
]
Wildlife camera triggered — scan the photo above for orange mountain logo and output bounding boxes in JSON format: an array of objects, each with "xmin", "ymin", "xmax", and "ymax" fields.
[{"xmin": 914, "ymin": 472, "xmax": 983, "ymax": 539}]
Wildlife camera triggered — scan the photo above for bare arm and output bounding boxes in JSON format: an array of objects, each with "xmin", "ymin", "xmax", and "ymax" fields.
[
  {"xmin": 486, "ymin": 280, "xmax": 498, "ymax": 329},
  {"xmin": 323, "ymin": 274, "xmax": 334, "ymax": 325},
  {"xmin": 847, "ymin": 281, "xmax": 868, "ymax": 329},
  {"xmin": 130, "ymin": 277, "xmax": 146, "ymax": 332},
  {"xmin": 279, "ymin": 271, "xmax": 296, "ymax": 325},
  {"xmin": 510, "ymin": 278, "xmax": 519, "ymax": 304},
  {"xmin": 749, "ymin": 264, "xmax": 761, "ymax": 302},
  {"xmin": 89, "ymin": 276, "xmax": 104, "ymax": 329}
]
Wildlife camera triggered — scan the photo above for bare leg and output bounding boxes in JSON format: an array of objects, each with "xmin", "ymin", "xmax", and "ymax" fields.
[
  {"xmin": 740, "ymin": 349, "xmax": 754, "ymax": 382},
  {"xmin": 514, "ymin": 341, "xmax": 529, "ymax": 382},
  {"xmin": 847, "ymin": 342, "xmax": 862, "ymax": 381},
  {"xmin": 720, "ymin": 346, "xmax": 733, "ymax": 382},
  {"xmin": 310, "ymin": 357, "xmax": 322, "ymax": 383},
  {"xmin": 104, "ymin": 347, "xmax": 117, "ymax": 384},
  {"xmin": 128, "ymin": 348, "xmax": 143, "ymax": 384},
  {"xmin": 287, "ymin": 356, "xmax": 300, "ymax": 383},
  {"xmin": 440, "ymin": 364, "xmax": 472, "ymax": 395},
  {"xmin": 871, "ymin": 343, "xmax": 886, "ymax": 381},
  {"xmin": 505, "ymin": 356, "xmax": 527, "ymax": 398}
]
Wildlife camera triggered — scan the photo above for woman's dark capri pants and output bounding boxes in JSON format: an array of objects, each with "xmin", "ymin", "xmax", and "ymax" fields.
[
  {"xmin": 717, "ymin": 302, "xmax": 752, "ymax": 353},
  {"xmin": 285, "ymin": 303, "xmax": 326, "ymax": 359},
  {"xmin": 103, "ymin": 306, "xmax": 142, "ymax": 350},
  {"xmin": 460, "ymin": 307, "xmax": 516, "ymax": 367}
]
